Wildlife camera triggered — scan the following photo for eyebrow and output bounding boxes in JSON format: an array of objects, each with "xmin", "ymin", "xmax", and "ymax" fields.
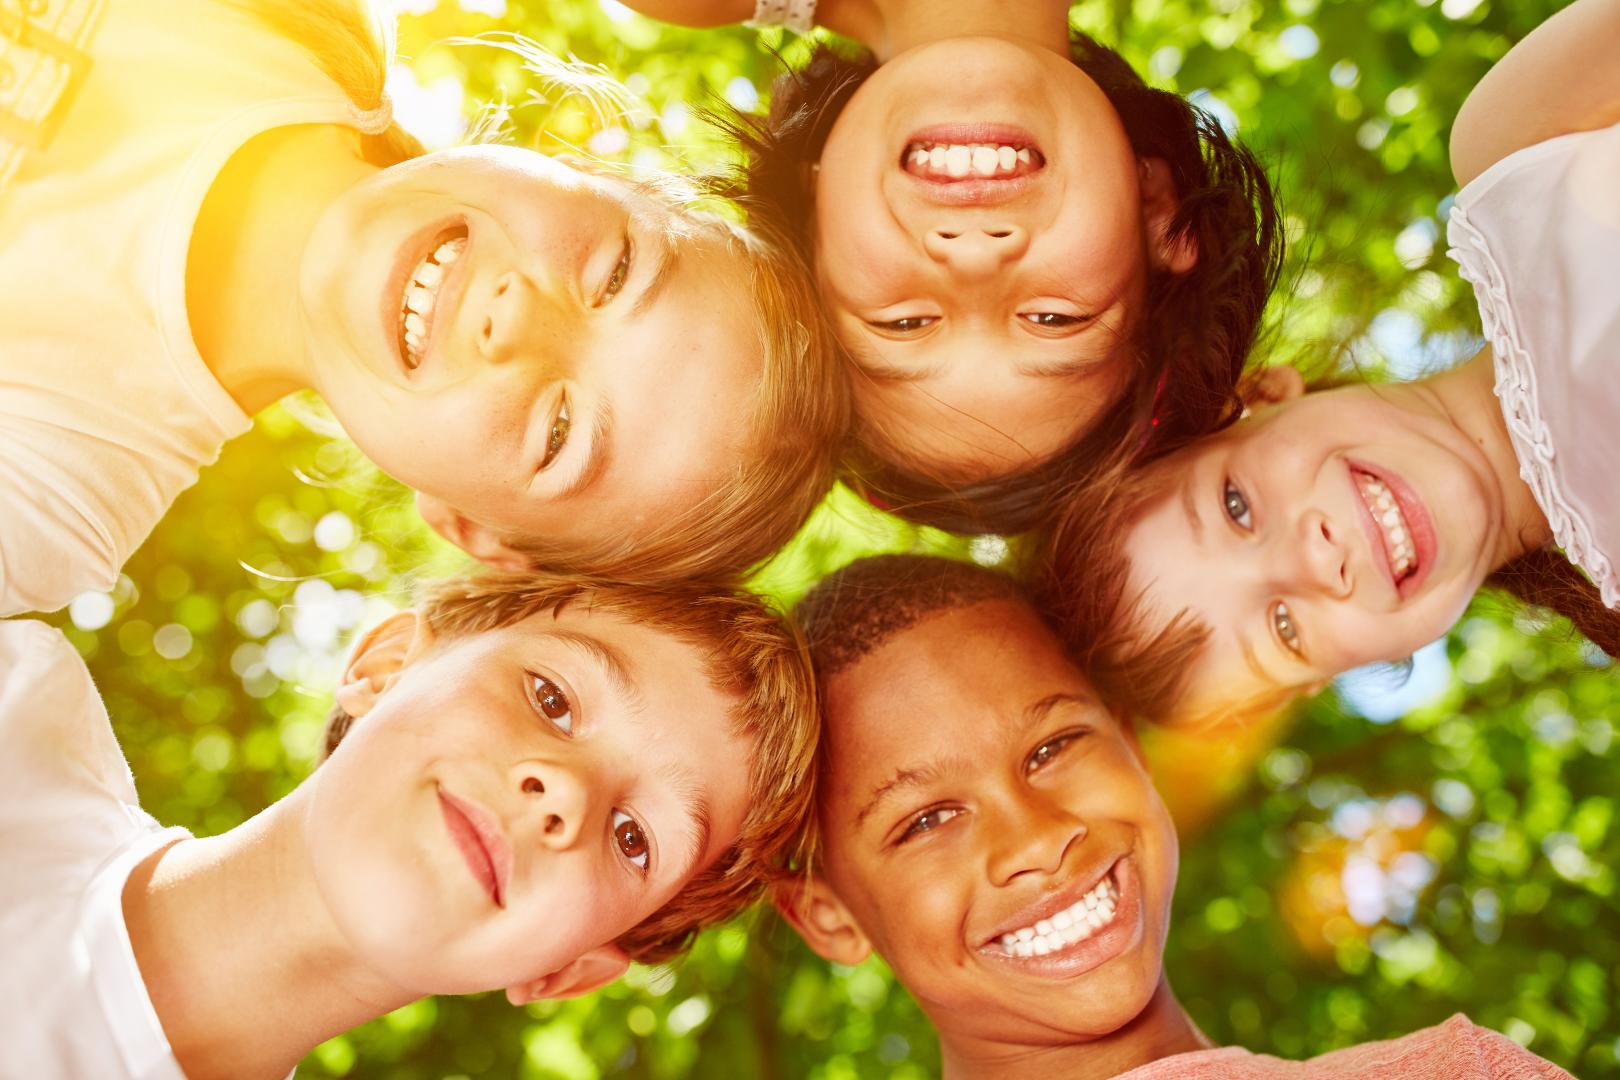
[
  {"xmin": 853, "ymin": 692, "xmax": 1096, "ymax": 828},
  {"xmin": 556, "ymin": 399, "xmax": 614, "ymax": 502},
  {"xmin": 1181, "ymin": 475, "xmax": 1205, "ymax": 544},
  {"xmin": 630, "ymin": 227, "xmax": 681, "ymax": 319},
  {"xmin": 848, "ymin": 339, "xmax": 934, "ymax": 383},
  {"xmin": 659, "ymin": 760, "xmax": 714, "ymax": 881},
  {"xmin": 1012, "ymin": 346, "xmax": 1110, "ymax": 380},
  {"xmin": 538, "ymin": 628, "xmax": 645, "ymax": 713}
]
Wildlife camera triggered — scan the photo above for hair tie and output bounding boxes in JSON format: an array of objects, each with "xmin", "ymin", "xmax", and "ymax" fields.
[{"xmin": 352, "ymin": 92, "xmax": 394, "ymax": 136}]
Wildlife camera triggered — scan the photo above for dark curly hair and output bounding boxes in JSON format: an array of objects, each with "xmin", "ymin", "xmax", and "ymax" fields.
[{"xmin": 715, "ymin": 33, "xmax": 1284, "ymax": 534}]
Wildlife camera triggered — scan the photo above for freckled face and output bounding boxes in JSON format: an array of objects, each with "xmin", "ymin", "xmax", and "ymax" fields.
[
  {"xmin": 300, "ymin": 146, "xmax": 758, "ymax": 544},
  {"xmin": 816, "ymin": 602, "xmax": 1178, "ymax": 1045},
  {"xmin": 306, "ymin": 606, "xmax": 751, "ymax": 995},
  {"xmin": 1121, "ymin": 383, "xmax": 1508, "ymax": 721}
]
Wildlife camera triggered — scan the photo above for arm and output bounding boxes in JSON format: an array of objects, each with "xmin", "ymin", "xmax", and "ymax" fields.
[
  {"xmin": 1450, "ymin": 0, "xmax": 1620, "ymax": 186},
  {"xmin": 613, "ymin": 0, "xmax": 760, "ymax": 27}
]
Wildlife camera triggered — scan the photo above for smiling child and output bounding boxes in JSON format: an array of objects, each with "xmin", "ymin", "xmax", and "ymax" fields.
[
  {"xmin": 0, "ymin": 0, "xmax": 846, "ymax": 617},
  {"xmin": 0, "ymin": 572, "xmax": 817, "ymax": 1080},
  {"xmin": 625, "ymin": 0, "xmax": 1281, "ymax": 533},
  {"xmin": 785, "ymin": 553, "xmax": 1571, "ymax": 1078},
  {"xmin": 1038, "ymin": 0, "xmax": 1620, "ymax": 726}
]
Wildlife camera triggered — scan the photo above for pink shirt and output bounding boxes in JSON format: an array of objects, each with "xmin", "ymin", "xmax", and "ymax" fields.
[{"xmin": 1116, "ymin": 1016, "xmax": 1571, "ymax": 1079}]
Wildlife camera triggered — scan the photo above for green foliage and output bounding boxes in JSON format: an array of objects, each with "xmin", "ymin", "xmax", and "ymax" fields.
[{"xmin": 42, "ymin": 0, "xmax": 1619, "ymax": 1076}]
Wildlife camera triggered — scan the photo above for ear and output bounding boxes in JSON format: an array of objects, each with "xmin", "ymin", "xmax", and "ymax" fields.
[
  {"xmin": 504, "ymin": 944, "xmax": 630, "ymax": 1005},
  {"xmin": 773, "ymin": 876, "xmax": 872, "ymax": 967},
  {"xmin": 333, "ymin": 610, "xmax": 433, "ymax": 719},
  {"xmin": 415, "ymin": 492, "xmax": 531, "ymax": 572},
  {"xmin": 1238, "ymin": 365, "xmax": 1306, "ymax": 410},
  {"xmin": 1139, "ymin": 157, "xmax": 1198, "ymax": 275}
]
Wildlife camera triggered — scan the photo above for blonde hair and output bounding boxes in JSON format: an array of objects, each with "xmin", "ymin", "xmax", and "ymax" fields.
[
  {"xmin": 324, "ymin": 570, "xmax": 820, "ymax": 965},
  {"xmin": 237, "ymin": 1, "xmax": 850, "ymax": 586}
]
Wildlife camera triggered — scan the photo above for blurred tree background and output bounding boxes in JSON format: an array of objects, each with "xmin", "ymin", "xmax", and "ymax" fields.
[{"xmin": 37, "ymin": 0, "xmax": 1619, "ymax": 1075}]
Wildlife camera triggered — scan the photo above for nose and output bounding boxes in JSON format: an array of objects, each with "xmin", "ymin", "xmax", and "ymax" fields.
[
  {"xmin": 478, "ymin": 271, "xmax": 540, "ymax": 364},
  {"xmin": 920, "ymin": 224, "xmax": 1029, "ymax": 278},
  {"xmin": 512, "ymin": 761, "xmax": 589, "ymax": 851},
  {"xmin": 984, "ymin": 792, "xmax": 1087, "ymax": 887},
  {"xmin": 1292, "ymin": 509, "xmax": 1351, "ymax": 598}
]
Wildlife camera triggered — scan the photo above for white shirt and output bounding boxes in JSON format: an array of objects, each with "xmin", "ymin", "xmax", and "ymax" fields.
[
  {"xmin": 0, "ymin": 620, "xmax": 191, "ymax": 1080},
  {"xmin": 0, "ymin": 0, "xmax": 390, "ymax": 617},
  {"xmin": 1448, "ymin": 119, "xmax": 1620, "ymax": 608}
]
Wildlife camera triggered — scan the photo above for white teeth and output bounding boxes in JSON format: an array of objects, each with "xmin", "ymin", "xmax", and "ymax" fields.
[
  {"xmin": 994, "ymin": 871, "xmax": 1120, "ymax": 958},
  {"xmin": 903, "ymin": 141, "xmax": 1040, "ymax": 180},
  {"xmin": 399, "ymin": 233, "xmax": 467, "ymax": 369},
  {"xmin": 1356, "ymin": 472, "xmax": 1417, "ymax": 580}
]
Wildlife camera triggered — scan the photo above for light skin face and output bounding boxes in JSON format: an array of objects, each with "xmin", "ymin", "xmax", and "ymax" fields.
[
  {"xmin": 814, "ymin": 36, "xmax": 1195, "ymax": 480},
  {"xmin": 1122, "ymin": 358, "xmax": 1547, "ymax": 721},
  {"xmin": 315, "ymin": 604, "xmax": 752, "ymax": 1000},
  {"xmin": 786, "ymin": 602, "xmax": 1182, "ymax": 1065},
  {"xmin": 298, "ymin": 146, "xmax": 759, "ymax": 563}
]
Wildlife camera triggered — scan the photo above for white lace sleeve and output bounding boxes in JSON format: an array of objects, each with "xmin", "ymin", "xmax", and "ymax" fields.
[{"xmin": 747, "ymin": 0, "xmax": 818, "ymax": 32}]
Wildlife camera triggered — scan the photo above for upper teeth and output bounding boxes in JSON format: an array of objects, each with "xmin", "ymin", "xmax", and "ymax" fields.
[
  {"xmin": 401, "ymin": 236, "xmax": 466, "ymax": 368},
  {"xmin": 905, "ymin": 142, "xmax": 1036, "ymax": 179},
  {"xmin": 997, "ymin": 872, "xmax": 1118, "ymax": 958},
  {"xmin": 1356, "ymin": 472, "xmax": 1415, "ymax": 580}
]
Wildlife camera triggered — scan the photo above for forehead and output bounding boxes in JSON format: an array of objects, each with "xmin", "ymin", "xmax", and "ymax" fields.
[{"xmin": 822, "ymin": 602, "xmax": 1103, "ymax": 795}]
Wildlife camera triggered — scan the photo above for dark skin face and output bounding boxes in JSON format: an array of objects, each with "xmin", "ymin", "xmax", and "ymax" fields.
[{"xmin": 784, "ymin": 602, "xmax": 1190, "ymax": 1075}]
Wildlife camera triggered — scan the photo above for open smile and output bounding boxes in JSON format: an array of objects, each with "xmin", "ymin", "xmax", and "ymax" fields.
[
  {"xmin": 385, "ymin": 220, "xmax": 469, "ymax": 373},
  {"xmin": 437, "ymin": 787, "xmax": 511, "ymax": 909},
  {"xmin": 1348, "ymin": 460, "xmax": 1438, "ymax": 598},
  {"xmin": 898, "ymin": 124, "xmax": 1044, "ymax": 206},
  {"xmin": 977, "ymin": 854, "xmax": 1144, "ymax": 977}
]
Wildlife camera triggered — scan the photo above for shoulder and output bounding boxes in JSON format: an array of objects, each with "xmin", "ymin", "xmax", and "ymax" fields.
[{"xmin": 1304, "ymin": 1016, "xmax": 1573, "ymax": 1079}]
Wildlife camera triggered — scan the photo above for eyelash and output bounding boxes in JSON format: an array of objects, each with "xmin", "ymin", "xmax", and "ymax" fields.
[
  {"xmin": 540, "ymin": 397, "xmax": 571, "ymax": 470},
  {"xmin": 1019, "ymin": 312, "xmax": 1089, "ymax": 330},
  {"xmin": 600, "ymin": 236, "xmax": 632, "ymax": 305},
  {"xmin": 870, "ymin": 315, "xmax": 937, "ymax": 333},
  {"xmin": 1223, "ymin": 479, "xmax": 1252, "ymax": 530},
  {"xmin": 892, "ymin": 730, "xmax": 1087, "ymax": 846}
]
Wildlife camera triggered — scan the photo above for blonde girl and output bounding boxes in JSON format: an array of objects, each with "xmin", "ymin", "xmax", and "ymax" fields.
[{"xmin": 0, "ymin": 0, "xmax": 847, "ymax": 616}]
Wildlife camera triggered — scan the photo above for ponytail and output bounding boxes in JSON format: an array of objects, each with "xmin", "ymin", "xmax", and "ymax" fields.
[
  {"xmin": 1487, "ymin": 548, "xmax": 1620, "ymax": 657},
  {"xmin": 230, "ymin": 0, "xmax": 423, "ymax": 165}
]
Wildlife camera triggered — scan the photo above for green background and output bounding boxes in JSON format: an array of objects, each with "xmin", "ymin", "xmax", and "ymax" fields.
[{"xmin": 47, "ymin": 0, "xmax": 1619, "ymax": 1075}]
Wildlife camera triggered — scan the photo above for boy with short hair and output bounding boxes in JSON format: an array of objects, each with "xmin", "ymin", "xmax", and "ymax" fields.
[
  {"xmin": 785, "ymin": 554, "xmax": 1570, "ymax": 1079},
  {"xmin": 0, "ymin": 571, "xmax": 817, "ymax": 1080}
]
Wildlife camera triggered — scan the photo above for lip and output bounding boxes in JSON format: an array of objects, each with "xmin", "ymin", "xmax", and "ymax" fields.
[
  {"xmin": 1347, "ymin": 459, "xmax": 1438, "ymax": 600},
  {"xmin": 974, "ymin": 853, "xmax": 1144, "ymax": 980},
  {"xmin": 437, "ymin": 787, "xmax": 511, "ymax": 909},
  {"xmin": 381, "ymin": 218, "xmax": 471, "ymax": 376},
  {"xmin": 898, "ymin": 123, "xmax": 1044, "ymax": 207}
]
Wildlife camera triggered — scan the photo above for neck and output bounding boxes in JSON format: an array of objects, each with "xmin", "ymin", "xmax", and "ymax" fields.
[
  {"xmin": 938, "ymin": 978, "xmax": 1210, "ymax": 1080},
  {"xmin": 839, "ymin": 0, "xmax": 1073, "ymax": 61},
  {"xmin": 187, "ymin": 123, "xmax": 378, "ymax": 414},
  {"xmin": 1413, "ymin": 346, "xmax": 1553, "ymax": 569},
  {"xmin": 122, "ymin": 791, "xmax": 415, "ymax": 1080}
]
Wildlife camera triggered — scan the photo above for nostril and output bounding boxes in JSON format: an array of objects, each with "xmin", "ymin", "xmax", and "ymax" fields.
[
  {"xmin": 936, "ymin": 231, "xmax": 960, "ymax": 240},
  {"xmin": 522, "ymin": 777, "xmax": 544, "ymax": 795},
  {"xmin": 481, "ymin": 316, "xmax": 493, "ymax": 343},
  {"xmin": 986, "ymin": 230, "xmax": 1012, "ymax": 239},
  {"xmin": 544, "ymin": 813, "xmax": 564, "ymax": 835},
  {"xmin": 495, "ymin": 278, "xmax": 509, "ymax": 297}
]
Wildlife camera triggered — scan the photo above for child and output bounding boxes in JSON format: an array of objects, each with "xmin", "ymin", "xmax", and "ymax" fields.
[
  {"xmin": 786, "ymin": 553, "xmax": 1571, "ymax": 1078},
  {"xmin": 0, "ymin": 571, "xmax": 818, "ymax": 1080},
  {"xmin": 0, "ymin": 0, "xmax": 847, "ymax": 617},
  {"xmin": 625, "ymin": 0, "xmax": 1282, "ymax": 534},
  {"xmin": 1037, "ymin": 0, "xmax": 1620, "ymax": 726}
]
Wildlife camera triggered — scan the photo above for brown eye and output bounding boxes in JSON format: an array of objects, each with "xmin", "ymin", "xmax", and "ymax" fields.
[
  {"xmin": 613, "ymin": 809, "xmax": 649, "ymax": 871},
  {"xmin": 528, "ymin": 673, "xmax": 574, "ymax": 735},
  {"xmin": 1027, "ymin": 733, "xmax": 1080, "ymax": 774},
  {"xmin": 540, "ymin": 402, "xmax": 571, "ymax": 470}
]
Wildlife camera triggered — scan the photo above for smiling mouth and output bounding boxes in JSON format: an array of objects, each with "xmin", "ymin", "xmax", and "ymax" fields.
[
  {"xmin": 1353, "ymin": 469, "xmax": 1418, "ymax": 583},
  {"xmin": 901, "ymin": 140, "xmax": 1044, "ymax": 181},
  {"xmin": 994, "ymin": 864, "xmax": 1120, "ymax": 958},
  {"xmin": 398, "ymin": 224, "xmax": 468, "ymax": 371},
  {"xmin": 437, "ymin": 788, "xmax": 505, "ymax": 908}
]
